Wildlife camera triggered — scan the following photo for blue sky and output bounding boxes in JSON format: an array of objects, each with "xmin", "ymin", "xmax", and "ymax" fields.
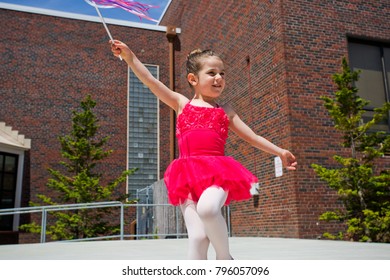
[{"xmin": 0, "ymin": 0, "xmax": 170, "ymax": 24}]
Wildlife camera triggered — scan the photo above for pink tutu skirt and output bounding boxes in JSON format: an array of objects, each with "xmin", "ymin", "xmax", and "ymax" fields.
[{"xmin": 164, "ymin": 155, "xmax": 258, "ymax": 205}]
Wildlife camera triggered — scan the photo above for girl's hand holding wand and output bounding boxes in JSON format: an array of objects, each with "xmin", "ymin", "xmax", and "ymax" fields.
[{"xmin": 110, "ymin": 40, "xmax": 132, "ymax": 61}]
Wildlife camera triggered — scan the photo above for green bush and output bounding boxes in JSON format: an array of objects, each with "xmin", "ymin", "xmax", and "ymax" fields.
[
  {"xmin": 312, "ymin": 58, "xmax": 390, "ymax": 242},
  {"xmin": 20, "ymin": 95, "xmax": 137, "ymax": 241}
]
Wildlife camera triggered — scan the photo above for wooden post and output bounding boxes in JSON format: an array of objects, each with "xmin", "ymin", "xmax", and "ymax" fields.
[{"xmin": 166, "ymin": 26, "xmax": 177, "ymax": 162}]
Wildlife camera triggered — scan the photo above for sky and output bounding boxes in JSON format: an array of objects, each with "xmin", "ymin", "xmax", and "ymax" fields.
[{"xmin": 0, "ymin": 0, "xmax": 170, "ymax": 24}]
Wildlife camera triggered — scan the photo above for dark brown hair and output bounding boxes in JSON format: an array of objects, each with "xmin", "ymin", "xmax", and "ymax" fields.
[{"xmin": 186, "ymin": 49, "xmax": 219, "ymax": 75}]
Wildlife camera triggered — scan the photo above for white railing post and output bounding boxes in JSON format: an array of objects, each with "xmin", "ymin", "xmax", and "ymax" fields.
[
  {"xmin": 40, "ymin": 208, "xmax": 47, "ymax": 243},
  {"xmin": 120, "ymin": 203, "xmax": 124, "ymax": 240}
]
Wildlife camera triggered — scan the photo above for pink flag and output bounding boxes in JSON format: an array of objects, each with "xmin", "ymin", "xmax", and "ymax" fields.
[{"xmin": 85, "ymin": 0, "xmax": 159, "ymax": 22}]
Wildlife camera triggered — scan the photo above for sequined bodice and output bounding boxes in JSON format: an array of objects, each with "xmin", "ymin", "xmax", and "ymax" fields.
[
  {"xmin": 176, "ymin": 103, "xmax": 229, "ymax": 139},
  {"xmin": 176, "ymin": 103, "xmax": 230, "ymax": 157}
]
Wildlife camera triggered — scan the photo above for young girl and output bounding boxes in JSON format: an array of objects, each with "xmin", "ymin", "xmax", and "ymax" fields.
[{"xmin": 110, "ymin": 41, "xmax": 297, "ymax": 260}]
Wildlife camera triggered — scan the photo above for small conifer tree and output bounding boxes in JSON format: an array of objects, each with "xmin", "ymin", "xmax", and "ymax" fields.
[
  {"xmin": 21, "ymin": 95, "xmax": 136, "ymax": 240},
  {"xmin": 312, "ymin": 58, "xmax": 390, "ymax": 242}
]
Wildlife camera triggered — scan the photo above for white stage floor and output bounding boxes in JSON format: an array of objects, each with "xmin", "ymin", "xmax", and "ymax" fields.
[{"xmin": 0, "ymin": 237, "xmax": 389, "ymax": 260}]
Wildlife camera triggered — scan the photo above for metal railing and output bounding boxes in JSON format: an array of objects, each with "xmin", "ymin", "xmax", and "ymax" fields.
[
  {"xmin": 0, "ymin": 201, "xmax": 231, "ymax": 243},
  {"xmin": 0, "ymin": 201, "xmax": 189, "ymax": 243},
  {"xmin": 0, "ymin": 201, "xmax": 124, "ymax": 243}
]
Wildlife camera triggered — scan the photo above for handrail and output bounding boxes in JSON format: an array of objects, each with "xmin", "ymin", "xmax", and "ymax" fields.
[
  {"xmin": 0, "ymin": 202, "xmax": 191, "ymax": 242},
  {"xmin": 0, "ymin": 201, "xmax": 123, "ymax": 215},
  {"xmin": 0, "ymin": 202, "xmax": 230, "ymax": 243},
  {"xmin": 0, "ymin": 201, "xmax": 124, "ymax": 243}
]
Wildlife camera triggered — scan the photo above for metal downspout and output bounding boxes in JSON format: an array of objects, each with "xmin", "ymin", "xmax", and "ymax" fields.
[{"xmin": 166, "ymin": 26, "xmax": 177, "ymax": 162}]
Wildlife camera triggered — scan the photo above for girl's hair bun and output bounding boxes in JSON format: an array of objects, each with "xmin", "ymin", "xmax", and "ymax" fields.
[{"xmin": 187, "ymin": 49, "xmax": 203, "ymax": 59}]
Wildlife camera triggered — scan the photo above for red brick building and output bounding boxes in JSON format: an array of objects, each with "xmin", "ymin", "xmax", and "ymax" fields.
[
  {"xmin": 160, "ymin": 0, "xmax": 390, "ymax": 238},
  {"xmin": 1, "ymin": 1, "xmax": 389, "ymax": 243}
]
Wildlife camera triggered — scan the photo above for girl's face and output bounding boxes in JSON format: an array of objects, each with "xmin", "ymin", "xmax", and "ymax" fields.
[{"xmin": 188, "ymin": 56, "xmax": 225, "ymax": 99}]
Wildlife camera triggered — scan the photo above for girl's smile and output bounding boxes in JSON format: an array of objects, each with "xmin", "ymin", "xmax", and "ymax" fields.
[{"xmin": 192, "ymin": 56, "xmax": 226, "ymax": 99}]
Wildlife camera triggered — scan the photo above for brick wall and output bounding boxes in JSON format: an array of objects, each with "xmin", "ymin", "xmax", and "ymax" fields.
[
  {"xmin": 161, "ymin": 0, "xmax": 390, "ymax": 238},
  {"xmin": 283, "ymin": 0, "xmax": 390, "ymax": 238}
]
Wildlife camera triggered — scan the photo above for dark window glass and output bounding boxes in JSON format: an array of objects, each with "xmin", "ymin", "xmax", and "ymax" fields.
[
  {"xmin": 0, "ymin": 153, "xmax": 18, "ymax": 230},
  {"xmin": 348, "ymin": 39, "xmax": 390, "ymax": 132}
]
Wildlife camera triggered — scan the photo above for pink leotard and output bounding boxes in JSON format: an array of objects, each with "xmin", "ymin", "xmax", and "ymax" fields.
[{"xmin": 164, "ymin": 102, "xmax": 258, "ymax": 205}]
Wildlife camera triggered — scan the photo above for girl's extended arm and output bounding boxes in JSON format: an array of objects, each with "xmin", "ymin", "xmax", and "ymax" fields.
[
  {"xmin": 224, "ymin": 104, "xmax": 297, "ymax": 170},
  {"xmin": 110, "ymin": 40, "xmax": 187, "ymax": 112}
]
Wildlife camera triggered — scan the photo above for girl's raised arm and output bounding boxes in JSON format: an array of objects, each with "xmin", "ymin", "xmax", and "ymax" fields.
[{"xmin": 111, "ymin": 40, "xmax": 187, "ymax": 112}]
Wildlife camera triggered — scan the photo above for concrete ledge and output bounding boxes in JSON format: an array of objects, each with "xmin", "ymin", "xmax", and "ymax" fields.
[{"xmin": 1, "ymin": 237, "xmax": 389, "ymax": 260}]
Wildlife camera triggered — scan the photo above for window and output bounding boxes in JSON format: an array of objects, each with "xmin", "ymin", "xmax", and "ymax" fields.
[
  {"xmin": 348, "ymin": 39, "xmax": 390, "ymax": 132},
  {"xmin": 0, "ymin": 152, "xmax": 18, "ymax": 230},
  {"xmin": 127, "ymin": 65, "xmax": 159, "ymax": 199}
]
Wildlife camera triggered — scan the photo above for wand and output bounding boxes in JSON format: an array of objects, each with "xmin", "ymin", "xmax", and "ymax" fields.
[
  {"xmin": 85, "ymin": 0, "xmax": 159, "ymax": 61},
  {"xmin": 92, "ymin": 2, "xmax": 123, "ymax": 60}
]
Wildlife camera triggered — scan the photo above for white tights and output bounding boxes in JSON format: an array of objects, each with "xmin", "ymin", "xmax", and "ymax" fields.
[{"xmin": 180, "ymin": 186, "xmax": 231, "ymax": 260}]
